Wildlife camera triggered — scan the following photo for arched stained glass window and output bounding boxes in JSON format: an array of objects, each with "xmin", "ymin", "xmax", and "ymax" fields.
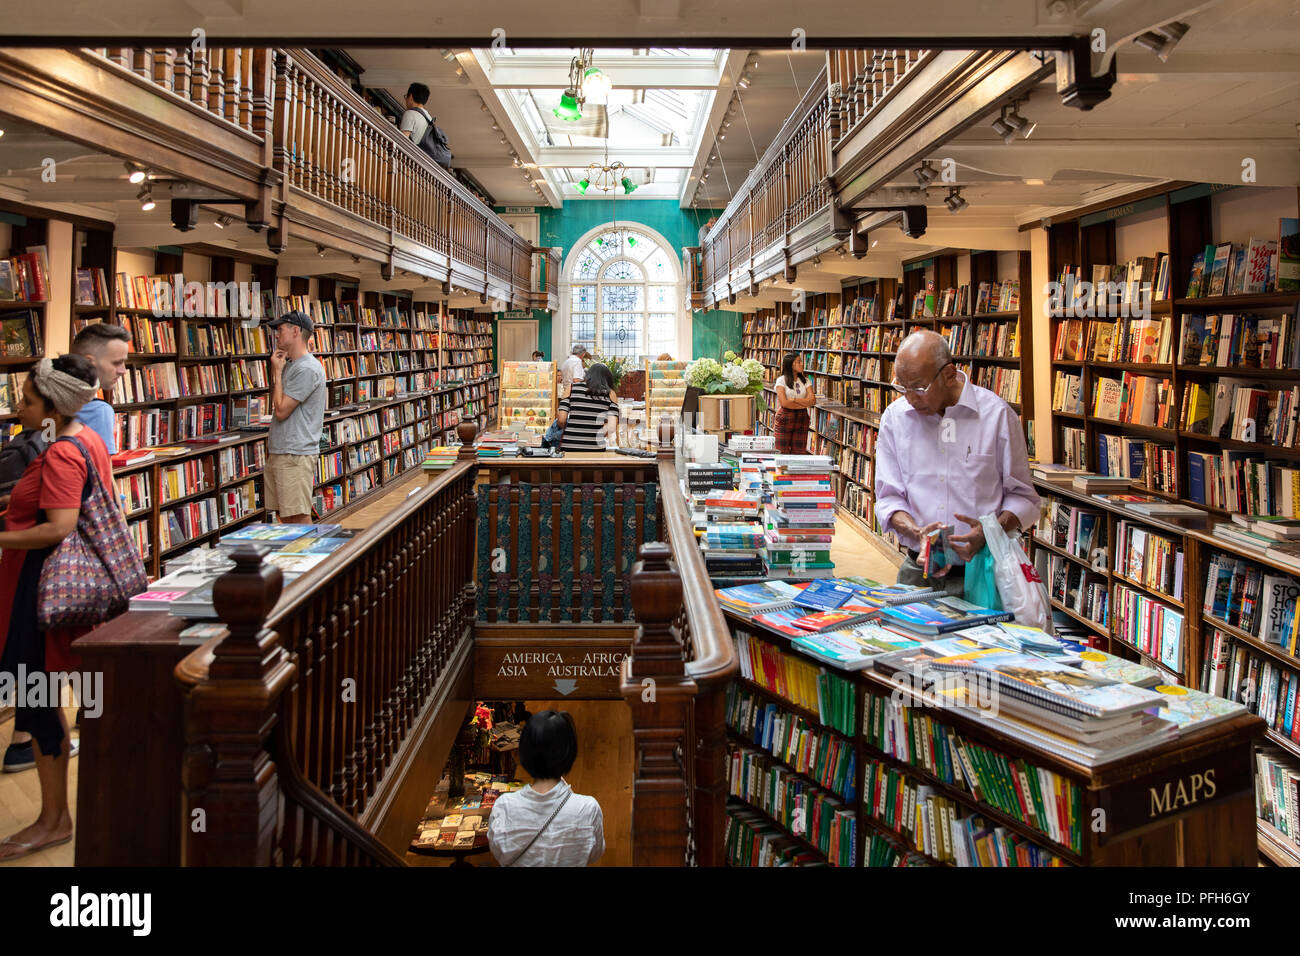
[{"xmin": 568, "ymin": 227, "xmax": 679, "ymax": 360}]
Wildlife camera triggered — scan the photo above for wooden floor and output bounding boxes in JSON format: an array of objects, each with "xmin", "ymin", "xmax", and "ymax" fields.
[
  {"xmin": 0, "ymin": 464, "xmax": 899, "ymax": 867},
  {"xmin": 0, "ymin": 708, "xmax": 79, "ymax": 867}
]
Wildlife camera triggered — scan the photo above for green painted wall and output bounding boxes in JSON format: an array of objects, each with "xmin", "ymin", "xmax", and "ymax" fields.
[{"xmin": 496, "ymin": 200, "xmax": 741, "ymax": 362}]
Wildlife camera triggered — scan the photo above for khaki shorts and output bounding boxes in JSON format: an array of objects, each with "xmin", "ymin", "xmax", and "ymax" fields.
[{"xmin": 265, "ymin": 453, "xmax": 316, "ymax": 519}]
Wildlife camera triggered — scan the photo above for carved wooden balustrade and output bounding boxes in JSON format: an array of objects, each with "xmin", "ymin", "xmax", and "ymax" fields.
[
  {"xmin": 174, "ymin": 432, "xmax": 482, "ymax": 866},
  {"xmin": 620, "ymin": 425, "xmax": 738, "ymax": 866},
  {"xmin": 474, "ymin": 457, "xmax": 663, "ymax": 624},
  {"xmin": 698, "ymin": 67, "xmax": 833, "ymax": 304},
  {"xmin": 827, "ymin": 49, "xmax": 928, "ymax": 145},
  {"xmin": 93, "ymin": 46, "xmax": 270, "ymax": 135}
]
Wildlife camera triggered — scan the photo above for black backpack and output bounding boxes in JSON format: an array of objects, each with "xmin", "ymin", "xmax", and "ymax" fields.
[{"xmin": 415, "ymin": 108, "xmax": 453, "ymax": 170}]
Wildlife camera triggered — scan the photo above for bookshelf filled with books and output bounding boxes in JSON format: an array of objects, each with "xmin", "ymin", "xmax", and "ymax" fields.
[
  {"xmin": 0, "ymin": 210, "xmax": 52, "ymax": 425},
  {"xmin": 1046, "ymin": 182, "xmax": 1300, "ymax": 516},
  {"xmin": 720, "ymin": 585, "xmax": 1263, "ymax": 867},
  {"xmin": 91, "ymin": 242, "xmax": 500, "ymax": 567},
  {"xmin": 1028, "ymin": 470, "xmax": 1300, "ymax": 864}
]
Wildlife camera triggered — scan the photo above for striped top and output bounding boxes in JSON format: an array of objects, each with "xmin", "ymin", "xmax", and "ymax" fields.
[{"xmin": 559, "ymin": 381, "xmax": 618, "ymax": 452}]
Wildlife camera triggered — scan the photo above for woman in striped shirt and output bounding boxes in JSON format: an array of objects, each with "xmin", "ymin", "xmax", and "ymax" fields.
[{"xmin": 558, "ymin": 362, "xmax": 619, "ymax": 452}]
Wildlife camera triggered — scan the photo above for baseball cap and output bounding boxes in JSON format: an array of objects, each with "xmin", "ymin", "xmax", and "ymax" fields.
[{"xmin": 266, "ymin": 310, "xmax": 314, "ymax": 335}]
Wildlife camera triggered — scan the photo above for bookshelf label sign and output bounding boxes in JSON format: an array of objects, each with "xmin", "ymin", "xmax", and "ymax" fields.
[
  {"xmin": 1097, "ymin": 746, "xmax": 1252, "ymax": 844},
  {"xmin": 474, "ymin": 635, "xmax": 629, "ymax": 699}
]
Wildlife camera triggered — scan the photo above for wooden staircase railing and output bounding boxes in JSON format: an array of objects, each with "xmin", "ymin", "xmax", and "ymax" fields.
[
  {"xmin": 175, "ymin": 435, "xmax": 481, "ymax": 866},
  {"xmin": 621, "ymin": 423, "xmax": 739, "ymax": 865}
]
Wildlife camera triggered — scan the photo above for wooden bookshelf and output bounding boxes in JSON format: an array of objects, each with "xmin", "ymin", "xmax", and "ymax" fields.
[
  {"xmin": 0, "ymin": 208, "xmax": 51, "ymax": 428},
  {"xmin": 726, "ymin": 612, "xmax": 1265, "ymax": 867},
  {"xmin": 1046, "ymin": 183, "xmax": 1300, "ymax": 512}
]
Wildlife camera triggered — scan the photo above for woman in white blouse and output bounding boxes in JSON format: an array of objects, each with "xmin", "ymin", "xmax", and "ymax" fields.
[
  {"xmin": 487, "ymin": 710, "xmax": 605, "ymax": 867},
  {"xmin": 773, "ymin": 352, "xmax": 815, "ymax": 454}
]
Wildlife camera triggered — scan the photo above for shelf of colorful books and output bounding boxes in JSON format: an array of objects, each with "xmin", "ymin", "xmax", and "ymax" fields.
[
  {"xmin": 724, "ymin": 796, "xmax": 835, "ymax": 866},
  {"xmin": 1257, "ymin": 819, "xmax": 1300, "ymax": 867},
  {"xmin": 1202, "ymin": 613, "xmax": 1299, "ymax": 673},
  {"xmin": 1048, "ymin": 596, "xmax": 1111, "ymax": 638},
  {"xmin": 1177, "ymin": 293, "xmax": 1300, "ymax": 310},
  {"xmin": 861, "ymin": 741, "xmax": 1079, "ymax": 865},
  {"xmin": 1030, "ymin": 532, "xmax": 1101, "ymax": 572},
  {"xmin": 1109, "ymin": 571, "xmax": 1184, "ymax": 611}
]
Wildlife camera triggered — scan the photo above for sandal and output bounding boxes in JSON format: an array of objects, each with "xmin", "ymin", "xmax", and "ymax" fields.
[{"xmin": 0, "ymin": 832, "xmax": 73, "ymax": 863}]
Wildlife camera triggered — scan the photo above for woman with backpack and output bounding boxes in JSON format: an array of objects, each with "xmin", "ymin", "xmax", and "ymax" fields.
[{"xmin": 0, "ymin": 355, "xmax": 141, "ymax": 861}]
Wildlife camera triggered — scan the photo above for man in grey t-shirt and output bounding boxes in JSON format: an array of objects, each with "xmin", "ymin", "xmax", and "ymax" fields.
[
  {"xmin": 266, "ymin": 311, "xmax": 326, "ymax": 523},
  {"xmin": 399, "ymin": 82, "xmax": 431, "ymax": 143}
]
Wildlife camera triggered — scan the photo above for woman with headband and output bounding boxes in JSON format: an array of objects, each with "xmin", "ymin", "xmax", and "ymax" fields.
[{"xmin": 0, "ymin": 354, "xmax": 115, "ymax": 862}]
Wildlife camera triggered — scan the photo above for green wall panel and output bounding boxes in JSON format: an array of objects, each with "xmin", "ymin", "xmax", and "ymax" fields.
[{"xmin": 494, "ymin": 200, "xmax": 743, "ymax": 361}]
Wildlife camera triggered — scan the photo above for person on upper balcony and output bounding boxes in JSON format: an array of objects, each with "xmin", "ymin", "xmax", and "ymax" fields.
[
  {"xmin": 399, "ymin": 82, "xmax": 432, "ymax": 143},
  {"xmin": 874, "ymin": 329, "xmax": 1041, "ymax": 594}
]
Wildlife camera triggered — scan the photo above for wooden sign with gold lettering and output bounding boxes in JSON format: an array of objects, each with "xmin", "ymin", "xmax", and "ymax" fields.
[
  {"xmin": 474, "ymin": 632, "xmax": 631, "ymax": 700},
  {"xmin": 1096, "ymin": 746, "xmax": 1253, "ymax": 844}
]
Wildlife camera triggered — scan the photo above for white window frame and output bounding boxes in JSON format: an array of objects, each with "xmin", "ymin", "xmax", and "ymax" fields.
[{"xmin": 557, "ymin": 222, "xmax": 688, "ymax": 362}]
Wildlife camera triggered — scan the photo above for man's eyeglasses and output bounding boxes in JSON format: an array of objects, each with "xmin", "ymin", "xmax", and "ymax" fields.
[{"xmin": 890, "ymin": 361, "xmax": 952, "ymax": 396}]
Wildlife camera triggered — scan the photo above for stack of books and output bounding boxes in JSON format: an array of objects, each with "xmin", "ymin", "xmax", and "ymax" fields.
[
  {"xmin": 685, "ymin": 462, "xmax": 736, "ymax": 494},
  {"xmin": 871, "ymin": 626, "xmax": 1243, "ymax": 766},
  {"xmin": 422, "ymin": 446, "xmax": 459, "ymax": 472},
  {"xmin": 765, "ymin": 455, "xmax": 835, "ymax": 578}
]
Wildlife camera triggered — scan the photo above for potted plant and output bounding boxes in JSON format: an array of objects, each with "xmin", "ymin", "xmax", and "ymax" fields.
[
  {"xmin": 589, "ymin": 353, "xmax": 634, "ymax": 392},
  {"xmin": 683, "ymin": 351, "xmax": 766, "ymax": 431}
]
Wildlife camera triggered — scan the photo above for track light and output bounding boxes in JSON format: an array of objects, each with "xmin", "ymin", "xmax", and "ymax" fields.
[
  {"xmin": 1134, "ymin": 21, "xmax": 1189, "ymax": 61},
  {"xmin": 944, "ymin": 187, "xmax": 967, "ymax": 214},
  {"xmin": 125, "ymin": 162, "xmax": 146, "ymax": 184},
  {"xmin": 137, "ymin": 186, "xmax": 155, "ymax": 211},
  {"xmin": 737, "ymin": 74, "xmax": 751, "ymax": 89},
  {"xmin": 441, "ymin": 49, "xmax": 457, "ymax": 61},
  {"xmin": 213, "ymin": 214, "xmax": 233, "ymax": 229},
  {"xmin": 913, "ymin": 160, "xmax": 939, "ymax": 185},
  {"xmin": 317, "ymin": 244, "xmax": 327, "ymax": 257}
]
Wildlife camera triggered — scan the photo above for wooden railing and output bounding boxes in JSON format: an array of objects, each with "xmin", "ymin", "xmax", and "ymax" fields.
[
  {"xmin": 475, "ymin": 457, "xmax": 663, "ymax": 623},
  {"xmin": 698, "ymin": 68, "xmax": 832, "ymax": 298},
  {"xmin": 94, "ymin": 46, "xmax": 272, "ymax": 137},
  {"xmin": 827, "ymin": 49, "xmax": 928, "ymax": 145},
  {"xmin": 620, "ymin": 427, "xmax": 738, "ymax": 865},
  {"xmin": 72, "ymin": 47, "xmax": 540, "ymax": 302},
  {"xmin": 175, "ymin": 442, "xmax": 480, "ymax": 866}
]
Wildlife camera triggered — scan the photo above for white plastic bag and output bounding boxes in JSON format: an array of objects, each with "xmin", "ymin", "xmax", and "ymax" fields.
[{"xmin": 978, "ymin": 514, "xmax": 1054, "ymax": 634}]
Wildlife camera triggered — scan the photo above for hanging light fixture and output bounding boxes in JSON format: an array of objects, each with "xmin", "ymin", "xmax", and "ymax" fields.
[
  {"xmin": 944, "ymin": 187, "xmax": 968, "ymax": 213},
  {"xmin": 577, "ymin": 135, "xmax": 636, "ymax": 194},
  {"xmin": 913, "ymin": 160, "xmax": 939, "ymax": 185},
  {"xmin": 125, "ymin": 162, "xmax": 146, "ymax": 184},
  {"xmin": 138, "ymin": 186, "xmax": 155, "ymax": 211},
  {"xmin": 554, "ymin": 48, "xmax": 612, "ymax": 121}
]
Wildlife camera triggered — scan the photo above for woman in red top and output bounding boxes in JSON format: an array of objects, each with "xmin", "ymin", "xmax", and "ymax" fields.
[{"xmin": 0, "ymin": 354, "xmax": 109, "ymax": 862}]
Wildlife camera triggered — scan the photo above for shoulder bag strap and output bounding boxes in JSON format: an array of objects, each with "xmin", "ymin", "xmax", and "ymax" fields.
[
  {"xmin": 49, "ymin": 434, "xmax": 96, "ymax": 502},
  {"xmin": 503, "ymin": 790, "xmax": 571, "ymax": 867}
]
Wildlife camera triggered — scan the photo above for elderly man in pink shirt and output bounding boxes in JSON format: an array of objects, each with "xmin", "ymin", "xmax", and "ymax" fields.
[{"xmin": 874, "ymin": 330, "xmax": 1041, "ymax": 593}]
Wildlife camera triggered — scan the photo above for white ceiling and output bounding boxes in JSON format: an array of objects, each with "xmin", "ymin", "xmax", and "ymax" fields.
[{"xmin": 344, "ymin": 45, "xmax": 824, "ymax": 207}]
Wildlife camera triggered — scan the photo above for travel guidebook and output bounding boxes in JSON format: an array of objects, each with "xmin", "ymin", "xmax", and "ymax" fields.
[
  {"xmin": 924, "ymin": 647, "xmax": 1165, "ymax": 719},
  {"xmin": 877, "ymin": 595, "xmax": 1014, "ymax": 634},
  {"xmin": 789, "ymin": 623, "xmax": 922, "ymax": 671}
]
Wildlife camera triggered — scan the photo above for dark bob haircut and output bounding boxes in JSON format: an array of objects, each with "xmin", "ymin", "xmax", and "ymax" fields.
[
  {"xmin": 582, "ymin": 362, "xmax": 615, "ymax": 400},
  {"xmin": 518, "ymin": 709, "xmax": 578, "ymax": 780}
]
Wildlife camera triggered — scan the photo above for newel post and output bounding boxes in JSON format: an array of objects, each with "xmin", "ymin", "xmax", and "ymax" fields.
[
  {"xmin": 178, "ymin": 546, "xmax": 295, "ymax": 866},
  {"xmin": 456, "ymin": 421, "xmax": 479, "ymax": 626},
  {"xmin": 621, "ymin": 542, "xmax": 696, "ymax": 865}
]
